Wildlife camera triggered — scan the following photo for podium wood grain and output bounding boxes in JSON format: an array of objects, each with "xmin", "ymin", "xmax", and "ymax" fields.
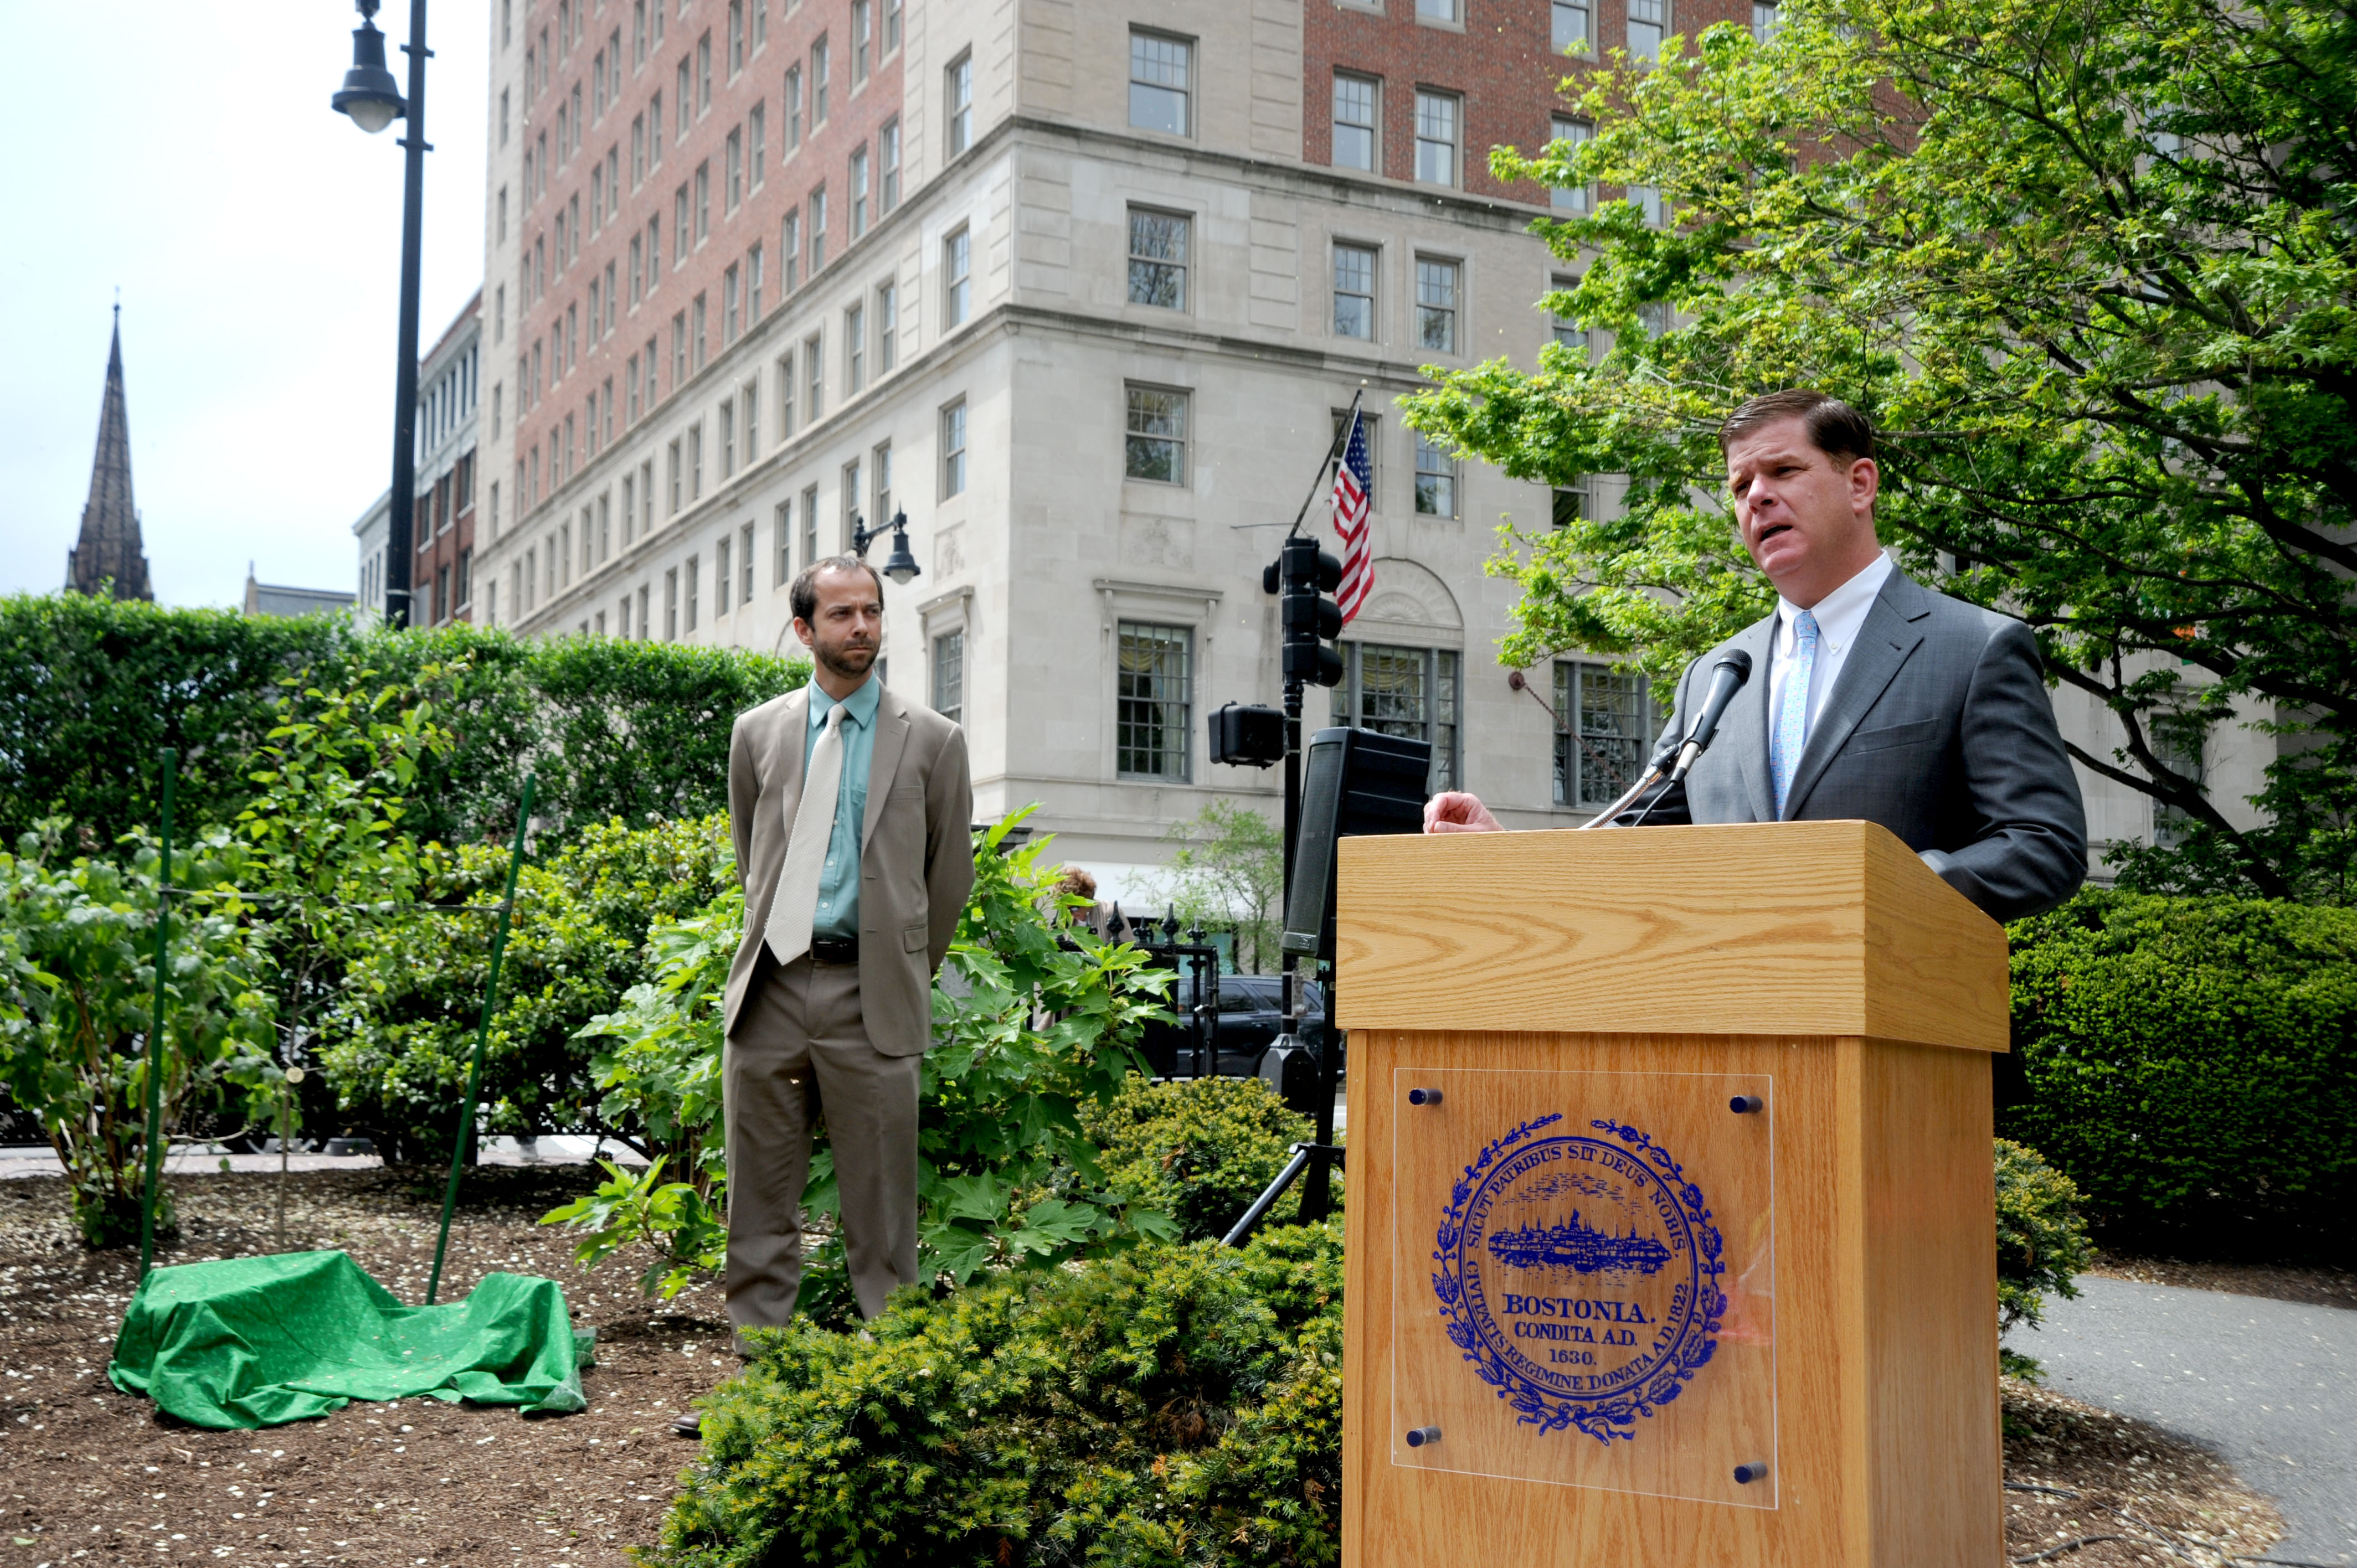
[
  {"xmin": 1334, "ymin": 821, "xmax": 2008, "ymax": 1053},
  {"xmin": 1336, "ymin": 824, "xmax": 2005, "ymax": 1568}
]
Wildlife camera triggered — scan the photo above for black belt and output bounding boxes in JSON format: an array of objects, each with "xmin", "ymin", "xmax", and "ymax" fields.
[{"xmin": 810, "ymin": 935, "xmax": 860, "ymax": 964}]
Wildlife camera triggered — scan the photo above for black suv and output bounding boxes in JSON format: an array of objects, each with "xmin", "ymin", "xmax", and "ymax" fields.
[{"xmin": 1139, "ymin": 973, "xmax": 1331, "ymax": 1080}]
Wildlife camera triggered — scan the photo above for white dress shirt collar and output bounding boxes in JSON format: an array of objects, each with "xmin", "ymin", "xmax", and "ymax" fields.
[{"xmin": 1769, "ymin": 551, "xmax": 1896, "ymax": 734}]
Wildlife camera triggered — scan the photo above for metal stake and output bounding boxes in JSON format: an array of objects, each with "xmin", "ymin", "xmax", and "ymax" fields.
[
  {"xmin": 137, "ymin": 749, "xmax": 177, "ymax": 1282},
  {"xmin": 425, "ymin": 775, "xmax": 536, "ymax": 1306}
]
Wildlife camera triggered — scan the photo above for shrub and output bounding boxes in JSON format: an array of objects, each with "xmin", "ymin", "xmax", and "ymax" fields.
[
  {"xmin": 0, "ymin": 822, "xmax": 277, "ymax": 1245},
  {"xmin": 321, "ymin": 815, "xmax": 736, "ymax": 1163},
  {"xmin": 2002, "ymin": 890, "xmax": 2357, "ymax": 1255},
  {"xmin": 0, "ymin": 594, "xmax": 806, "ymax": 852},
  {"xmin": 651, "ymin": 1219, "xmax": 1345, "ymax": 1568},
  {"xmin": 1994, "ymin": 1139, "xmax": 2094, "ymax": 1380},
  {"xmin": 1083, "ymin": 1076, "xmax": 1316, "ymax": 1243}
]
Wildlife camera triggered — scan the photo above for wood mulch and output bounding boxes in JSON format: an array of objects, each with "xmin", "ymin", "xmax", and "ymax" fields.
[
  {"xmin": 0, "ymin": 1168, "xmax": 2305, "ymax": 1567},
  {"xmin": 2085, "ymin": 1250, "xmax": 2357, "ymax": 1313}
]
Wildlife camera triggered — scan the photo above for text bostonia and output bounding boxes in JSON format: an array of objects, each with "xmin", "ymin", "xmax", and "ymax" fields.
[{"xmin": 1499, "ymin": 1293, "xmax": 1654, "ymax": 1323}]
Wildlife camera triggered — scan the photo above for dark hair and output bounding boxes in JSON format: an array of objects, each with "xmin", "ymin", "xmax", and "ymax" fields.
[
  {"xmin": 789, "ymin": 555, "xmax": 886, "ymax": 623},
  {"xmin": 1718, "ymin": 389, "xmax": 1876, "ymax": 466}
]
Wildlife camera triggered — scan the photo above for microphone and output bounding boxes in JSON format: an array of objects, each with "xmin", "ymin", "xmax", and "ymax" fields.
[{"xmin": 1666, "ymin": 648, "xmax": 1754, "ymax": 783}]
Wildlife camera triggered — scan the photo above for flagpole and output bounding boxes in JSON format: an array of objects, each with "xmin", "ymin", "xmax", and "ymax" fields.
[{"xmin": 1283, "ymin": 389, "xmax": 1364, "ymax": 540}]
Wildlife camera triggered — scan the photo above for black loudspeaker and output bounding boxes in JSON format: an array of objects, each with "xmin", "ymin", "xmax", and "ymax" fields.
[{"xmin": 1281, "ymin": 726, "xmax": 1432, "ymax": 961}]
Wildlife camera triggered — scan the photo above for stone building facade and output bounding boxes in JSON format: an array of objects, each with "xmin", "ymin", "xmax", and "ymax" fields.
[
  {"xmin": 462, "ymin": 0, "xmax": 2266, "ymax": 899},
  {"xmin": 353, "ymin": 296, "xmax": 484, "ymax": 627}
]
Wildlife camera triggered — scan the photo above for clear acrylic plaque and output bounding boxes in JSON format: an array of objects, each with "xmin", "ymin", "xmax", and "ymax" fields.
[{"xmin": 1391, "ymin": 1066, "xmax": 1778, "ymax": 1507}]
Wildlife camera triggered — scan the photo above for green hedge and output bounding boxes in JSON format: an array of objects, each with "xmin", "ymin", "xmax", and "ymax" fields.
[
  {"xmin": 320, "ymin": 815, "xmax": 737, "ymax": 1162},
  {"xmin": 657, "ymin": 1220, "xmax": 1345, "ymax": 1568},
  {"xmin": 2003, "ymin": 890, "xmax": 2357, "ymax": 1254},
  {"xmin": 1082, "ymin": 1075, "xmax": 1316, "ymax": 1243},
  {"xmin": 0, "ymin": 594, "xmax": 805, "ymax": 849}
]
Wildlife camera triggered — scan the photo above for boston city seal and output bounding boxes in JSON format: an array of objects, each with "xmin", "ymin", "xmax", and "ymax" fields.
[{"xmin": 1432, "ymin": 1112, "xmax": 1726, "ymax": 1444}]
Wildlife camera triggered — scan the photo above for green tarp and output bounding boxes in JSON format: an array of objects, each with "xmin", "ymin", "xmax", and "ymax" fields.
[{"xmin": 109, "ymin": 1250, "xmax": 594, "ymax": 1429}]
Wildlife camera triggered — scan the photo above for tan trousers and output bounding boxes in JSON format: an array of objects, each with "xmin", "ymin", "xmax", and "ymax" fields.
[{"xmin": 722, "ymin": 951, "xmax": 922, "ymax": 1332}]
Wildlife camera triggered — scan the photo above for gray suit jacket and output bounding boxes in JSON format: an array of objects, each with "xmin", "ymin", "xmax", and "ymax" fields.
[
  {"xmin": 724, "ymin": 682, "xmax": 975, "ymax": 1054},
  {"xmin": 1636, "ymin": 570, "xmax": 2087, "ymax": 922}
]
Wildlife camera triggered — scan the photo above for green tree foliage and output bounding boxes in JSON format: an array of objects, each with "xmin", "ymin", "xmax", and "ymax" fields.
[
  {"xmin": 1994, "ymin": 1139, "xmax": 2096, "ymax": 1380},
  {"xmin": 649, "ymin": 1221, "xmax": 1345, "ymax": 1568},
  {"xmin": 321, "ymin": 815, "xmax": 738, "ymax": 1163},
  {"xmin": 0, "ymin": 595, "xmax": 807, "ymax": 851},
  {"xmin": 2003, "ymin": 890, "xmax": 2357, "ymax": 1254},
  {"xmin": 231, "ymin": 673, "xmax": 452, "ymax": 1123},
  {"xmin": 540, "ymin": 809, "xmax": 1178, "ymax": 1307},
  {"xmin": 0, "ymin": 822, "xmax": 277, "ymax": 1245},
  {"xmin": 1082, "ymin": 1076, "xmax": 1316, "ymax": 1244},
  {"xmin": 1401, "ymin": 0, "xmax": 2357, "ymax": 900},
  {"xmin": 1152, "ymin": 802, "xmax": 1286, "ymax": 973}
]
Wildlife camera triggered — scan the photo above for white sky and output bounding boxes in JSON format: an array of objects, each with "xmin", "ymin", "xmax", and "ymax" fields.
[{"xmin": 0, "ymin": 1, "xmax": 490, "ymax": 609}]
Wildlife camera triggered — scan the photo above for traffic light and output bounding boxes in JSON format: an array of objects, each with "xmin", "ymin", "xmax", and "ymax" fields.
[{"xmin": 1273, "ymin": 535, "xmax": 1344, "ymax": 688}]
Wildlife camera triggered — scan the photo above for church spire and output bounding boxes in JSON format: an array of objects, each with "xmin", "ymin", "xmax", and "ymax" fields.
[{"xmin": 66, "ymin": 304, "xmax": 153, "ymax": 601}]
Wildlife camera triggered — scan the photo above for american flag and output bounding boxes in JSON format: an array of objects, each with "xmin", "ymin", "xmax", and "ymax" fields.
[{"xmin": 1332, "ymin": 408, "xmax": 1375, "ymax": 623}]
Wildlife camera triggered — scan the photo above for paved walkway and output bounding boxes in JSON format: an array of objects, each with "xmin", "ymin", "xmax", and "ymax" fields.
[
  {"xmin": 2004, "ymin": 1275, "xmax": 2357, "ymax": 1565},
  {"xmin": 0, "ymin": 1134, "xmax": 649, "ymax": 1180}
]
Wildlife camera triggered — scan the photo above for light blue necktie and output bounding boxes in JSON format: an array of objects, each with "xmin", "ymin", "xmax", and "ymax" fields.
[{"xmin": 1771, "ymin": 608, "xmax": 1820, "ymax": 820}]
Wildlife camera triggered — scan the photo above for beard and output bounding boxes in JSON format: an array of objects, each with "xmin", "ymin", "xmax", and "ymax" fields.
[{"xmin": 812, "ymin": 633, "xmax": 878, "ymax": 681}]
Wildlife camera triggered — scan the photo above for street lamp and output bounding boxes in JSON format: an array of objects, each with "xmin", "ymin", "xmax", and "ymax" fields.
[
  {"xmin": 330, "ymin": 0, "xmax": 430, "ymax": 631},
  {"xmin": 330, "ymin": 2, "xmax": 405, "ymax": 133},
  {"xmin": 851, "ymin": 509, "xmax": 925, "ymax": 586}
]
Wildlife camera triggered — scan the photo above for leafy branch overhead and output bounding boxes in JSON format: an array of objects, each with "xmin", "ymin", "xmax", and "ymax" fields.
[{"xmin": 1403, "ymin": 0, "xmax": 2356, "ymax": 901}]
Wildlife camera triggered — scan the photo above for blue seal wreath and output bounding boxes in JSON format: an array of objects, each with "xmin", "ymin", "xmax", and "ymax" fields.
[{"xmin": 1431, "ymin": 1113, "xmax": 1726, "ymax": 1445}]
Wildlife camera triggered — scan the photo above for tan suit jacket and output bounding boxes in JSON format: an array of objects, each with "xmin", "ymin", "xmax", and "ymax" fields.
[{"xmin": 723, "ymin": 681, "xmax": 974, "ymax": 1054}]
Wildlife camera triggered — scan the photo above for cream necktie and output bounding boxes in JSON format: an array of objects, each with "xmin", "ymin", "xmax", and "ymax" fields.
[{"xmin": 764, "ymin": 703, "xmax": 846, "ymax": 966}]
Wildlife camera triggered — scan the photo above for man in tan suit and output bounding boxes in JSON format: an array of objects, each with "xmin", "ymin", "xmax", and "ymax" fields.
[{"xmin": 718, "ymin": 555, "xmax": 972, "ymax": 1342}]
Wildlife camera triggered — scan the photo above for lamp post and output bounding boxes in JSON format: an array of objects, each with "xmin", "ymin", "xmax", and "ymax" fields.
[
  {"xmin": 850, "ymin": 508, "xmax": 924, "ymax": 586},
  {"xmin": 332, "ymin": 0, "xmax": 429, "ymax": 631}
]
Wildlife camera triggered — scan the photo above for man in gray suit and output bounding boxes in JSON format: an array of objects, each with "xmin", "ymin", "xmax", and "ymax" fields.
[
  {"xmin": 1427, "ymin": 389, "xmax": 2086, "ymax": 924},
  {"xmin": 720, "ymin": 556, "xmax": 972, "ymax": 1337}
]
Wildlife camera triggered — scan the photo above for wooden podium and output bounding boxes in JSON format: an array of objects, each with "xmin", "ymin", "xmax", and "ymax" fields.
[{"xmin": 1335, "ymin": 822, "xmax": 2007, "ymax": 1567}]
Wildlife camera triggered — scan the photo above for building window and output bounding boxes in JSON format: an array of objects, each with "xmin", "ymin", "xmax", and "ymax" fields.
[
  {"xmin": 852, "ymin": 0, "xmax": 871, "ymax": 82},
  {"xmin": 1414, "ymin": 431, "xmax": 1458, "ymax": 517},
  {"xmin": 1116, "ymin": 622, "xmax": 1192, "ymax": 781},
  {"xmin": 749, "ymin": 101, "xmax": 766, "ymax": 185},
  {"xmin": 749, "ymin": 241, "xmax": 765, "ymax": 318},
  {"xmin": 1334, "ymin": 243, "xmax": 1376, "ymax": 339},
  {"xmin": 801, "ymin": 482, "xmax": 820, "ymax": 565},
  {"xmin": 785, "ymin": 63, "xmax": 802, "ymax": 148},
  {"xmin": 1628, "ymin": 184, "xmax": 1665, "ymax": 226},
  {"xmin": 885, "ymin": 0, "xmax": 902, "ymax": 51},
  {"xmin": 1552, "ymin": 475, "xmax": 1592, "ymax": 529},
  {"xmin": 725, "ymin": 126, "xmax": 743, "ymax": 211},
  {"xmin": 716, "ymin": 533, "xmax": 732, "ymax": 614},
  {"xmin": 877, "ymin": 281, "xmax": 898, "ymax": 371},
  {"xmin": 941, "ymin": 399, "xmax": 967, "ymax": 497},
  {"xmin": 805, "ymin": 329, "xmax": 824, "ymax": 419},
  {"xmin": 741, "ymin": 520, "xmax": 755, "ymax": 605},
  {"xmin": 686, "ymin": 554, "xmax": 700, "ymax": 630},
  {"xmin": 944, "ymin": 227, "xmax": 971, "ymax": 326},
  {"xmin": 691, "ymin": 292, "xmax": 708, "ymax": 369},
  {"xmin": 1629, "ymin": 0, "xmax": 1668, "ymax": 60},
  {"xmin": 1639, "ymin": 299, "xmax": 1671, "ymax": 336},
  {"xmin": 1414, "ymin": 256, "xmax": 1459, "ymax": 352},
  {"xmin": 1753, "ymin": 0, "xmax": 1781, "ymax": 39},
  {"xmin": 1418, "ymin": 0, "xmax": 1460, "ymax": 18},
  {"xmin": 719, "ymin": 396, "xmax": 736, "ymax": 477},
  {"xmin": 1124, "ymin": 386, "xmax": 1187, "ymax": 484},
  {"xmin": 689, "ymin": 421, "xmax": 704, "ymax": 499},
  {"xmin": 850, "ymin": 145, "xmax": 871, "ymax": 238},
  {"xmin": 1126, "ymin": 208, "xmax": 1189, "ymax": 309},
  {"xmin": 931, "ymin": 629, "xmax": 964, "ymax": 723},
  {"xmin": 810, "ymin": 186, "xmax": 828, "ymax": 270},
  {"xmin": 783, "ymin": 208, "xmax": 801, "ymax": 292},
  {"xmin": 1335, "ymin": 644, "xmax": 1461, "ymax": 791},
  {"xmin": 727, "ymin": 0, "xmax": 744, "ymax": 75},
  {"xmin": 842, "ymin": 457, "xmax": 863, "ymax": 536},
  {"xmin": 846, "ymin": 302, "xmax": 866, "ymax": 393},
  {"xmin": 1332, "ymin": 74, "xmax": 1377, "ymax": 171},
  {"xmin": 1554, "ymin": 661, "xmax": 1653, "ymax": 808},
  {"xmin": 1551, "ymin": 119, "xmax": 1593, "ymax": 212},
  {"xmin": 775, "ymin": 499, "xmax": 794, "ymax": 583},
  {"xmin": 1550, "ymin": 271, "xmax": 1589, "ymax": 354},
  {"xmin": 723, "ymin": 264, "xmax": 741, "ymax": 343},
  {"xmin": 945, "ymin": 53, "xmax": 973, "ymax": 156},
  {"xmin": 879, "ymin": 118, "xmax": 901, "ymax": 210},
  {"xmin": 1554, "ymin": 0, "xmax": 1592, "ymax": 53},
  {"xmin": 812, "ymin": 36, "xmax": 830, "ymax": 123},
  {"xmin": 1128, "ymin": 31, "xmax": 1191, "ymax": 136},
  {"xmin": 665, "ymin": 566, "xmax": 680, "ymax": 638},
  {"xmin": 1414, "ymin": 91, "xmax": 1460, "ymax": 186},
  {"xmin": 777, "ymin": 348, "xmax": 796, "ymax": 437},
  {"xmin": 743, "ymin": 378, "xmax": 760, "ymax": 461},
  {"xmin": 694, "ymin": 159, "xmax": 711, "ymax": 242},
  {"xmin": 697, "ymin": 30, "xmax": 713, "ymax": 110}
]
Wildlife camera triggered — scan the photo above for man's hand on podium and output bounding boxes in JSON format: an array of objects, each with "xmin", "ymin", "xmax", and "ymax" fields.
[{"xmin": 1424, "ymin": 792, "xmax": 1503, "ymax": 834}]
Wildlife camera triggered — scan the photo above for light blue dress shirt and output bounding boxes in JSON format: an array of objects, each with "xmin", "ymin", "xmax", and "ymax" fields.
[{"xmin": 804, "ymin": 675, "xmax": 881, "ymax": 940}]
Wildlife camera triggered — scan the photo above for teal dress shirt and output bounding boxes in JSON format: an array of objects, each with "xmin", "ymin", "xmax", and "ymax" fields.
[{"xmin": 804, "ymin": 675, "xmax": 881, "ymax": 940}]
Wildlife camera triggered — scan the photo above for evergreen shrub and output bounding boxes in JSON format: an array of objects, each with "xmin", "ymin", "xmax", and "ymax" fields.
[
  {"xmin": 1082, "ymin": 1075, "xmax": 1317, "ymax": 1243},
  {"xmin": 2003, "ymin": 890, "xmax": 2357, "ymax": 1255},
  {"xmin": 653, "ymin": 1220, "xmax": 1344, "ymax": 1568},
  {"xmin": 1994, "ymin": 1138, "xmax": 2094, "ymax": 1379}
]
